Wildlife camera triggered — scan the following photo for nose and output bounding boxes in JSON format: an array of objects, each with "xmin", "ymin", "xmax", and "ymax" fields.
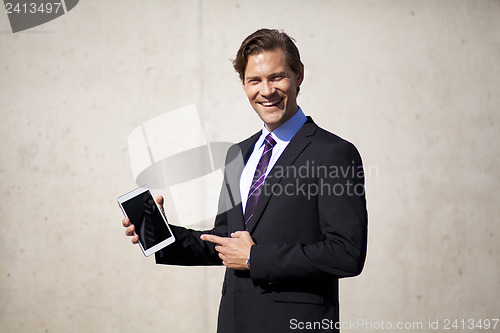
[{"xmin": 260, "ymin": 81, "xmax": 276, "ymax": 97}]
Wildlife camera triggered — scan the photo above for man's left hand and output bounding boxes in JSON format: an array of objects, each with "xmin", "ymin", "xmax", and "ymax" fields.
[{"xmin": 200, "ymin": 231, "xmax": 254, "ymax": 270}]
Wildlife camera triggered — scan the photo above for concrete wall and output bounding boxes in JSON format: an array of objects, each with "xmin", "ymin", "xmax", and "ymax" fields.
[{"xmin": 1, "ymin": 1, "xmax": 499, "ymax": 332}]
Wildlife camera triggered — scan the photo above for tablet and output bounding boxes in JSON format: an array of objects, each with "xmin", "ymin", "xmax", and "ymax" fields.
[{"xmin": 118, "ymin": 186, "xmax": 175, "ymax": 256}]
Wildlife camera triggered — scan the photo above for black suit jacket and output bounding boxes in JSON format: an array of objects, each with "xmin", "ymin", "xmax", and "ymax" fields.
[{"xmin": 156, "ymin": 117, "xmax": 368, "ymax": 333}]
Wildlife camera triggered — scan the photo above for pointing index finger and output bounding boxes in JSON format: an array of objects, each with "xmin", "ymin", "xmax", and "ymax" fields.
[{"xmin": 200, "ymin": 234, "xmax": 228, "ymax": 245}]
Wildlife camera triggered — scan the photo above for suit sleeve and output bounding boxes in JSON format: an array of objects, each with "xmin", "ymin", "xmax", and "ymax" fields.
[
  {"xmin": 154, "ymin": 177, "xmax": 231, "ymax": 266},
  {"xmin": 154, "ymin": 143, "xmax": 245, "ymax": 266},
  {"xmin": 154, "ymin": 217, "xmax": 225, "ymax": 266},
  {"xmin": 249, "ymin": 140, "xmax": 368, "ymax": 282}
]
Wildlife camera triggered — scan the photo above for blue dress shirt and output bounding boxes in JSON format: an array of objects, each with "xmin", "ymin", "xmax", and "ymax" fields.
[{"xmin": 240, "ymin": 107, "xmax": 307, "ymax": 214}]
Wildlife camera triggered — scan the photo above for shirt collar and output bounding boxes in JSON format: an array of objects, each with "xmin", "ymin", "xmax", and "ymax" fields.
[{"xmin": 259, "ymin": 107, "xmax": 307, "ymax": 146}]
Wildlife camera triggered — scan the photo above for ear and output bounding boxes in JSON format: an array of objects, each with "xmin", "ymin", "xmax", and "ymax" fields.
[{"xmin": 296, "ymin": 64, "xmax": 304, "ymax": 87}]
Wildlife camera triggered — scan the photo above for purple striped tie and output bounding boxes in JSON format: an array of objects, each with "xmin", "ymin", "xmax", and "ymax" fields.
[{"xmin": 244, "ymin": 133, "xmax": 277, "ymax": 230}]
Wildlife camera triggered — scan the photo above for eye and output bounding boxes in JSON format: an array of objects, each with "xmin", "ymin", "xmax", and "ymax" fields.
[{"xmin": 247, "ymin": 78, "xmax": 260, "ymax": 84}]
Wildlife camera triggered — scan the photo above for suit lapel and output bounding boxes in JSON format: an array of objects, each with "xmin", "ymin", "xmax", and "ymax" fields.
[
  {"xmin": 245, "ymin": 118, "xmax": 318, "ymax": 234},
  {"xmin": 225, "ymin": 131, "xmax": 261, "ymax": 232}
]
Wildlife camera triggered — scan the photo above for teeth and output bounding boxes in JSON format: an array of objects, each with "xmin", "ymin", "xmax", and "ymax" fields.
[{"xmin": 261, "ymin": 99, "xmax": 282, "ymax": 107}]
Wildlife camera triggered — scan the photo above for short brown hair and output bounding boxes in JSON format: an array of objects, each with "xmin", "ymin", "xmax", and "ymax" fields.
[{"xmin": 233, "ymin": 29, "xmax": 303, "ymax": 84}]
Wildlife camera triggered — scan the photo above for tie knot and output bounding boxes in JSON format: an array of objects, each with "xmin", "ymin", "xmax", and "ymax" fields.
[{"xmin": 264, "ymin": 133, "xmax": 277, "ymax": 149}]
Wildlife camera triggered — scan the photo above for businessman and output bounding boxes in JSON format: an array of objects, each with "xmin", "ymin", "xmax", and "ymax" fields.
[{"xmin": 123, "ymin": 28, "xmax": 368, "ymax": 333}]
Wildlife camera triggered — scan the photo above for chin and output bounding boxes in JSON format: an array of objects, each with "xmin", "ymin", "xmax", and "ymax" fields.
[
  {"xmin": 263, "ymin": 114, "xmax": 281, "ymax": 124},
  {"xmin": 265, "ymin": 119, "xmax": 285, "ymax": 131}
]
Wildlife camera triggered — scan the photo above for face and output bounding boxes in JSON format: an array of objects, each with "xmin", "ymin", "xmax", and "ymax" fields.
[{"xmin": 243, "ymin": 49, "xmax": 303, "ymax": 132}]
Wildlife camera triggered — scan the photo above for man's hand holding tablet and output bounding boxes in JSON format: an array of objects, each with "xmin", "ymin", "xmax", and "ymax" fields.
[{"xmin": 118, "ymin": 187, "xmax": 175, "ymax": 256}]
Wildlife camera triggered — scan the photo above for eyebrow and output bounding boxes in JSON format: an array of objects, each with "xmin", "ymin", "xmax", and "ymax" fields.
[{"xmin": 245, "ymin": 71, "xmax": 287, "ymax": 81}]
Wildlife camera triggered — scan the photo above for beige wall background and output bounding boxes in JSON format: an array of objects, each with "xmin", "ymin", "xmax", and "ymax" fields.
[{"xmin": 1, "ymin": 1, "xmax": 499, "ymax": 332}]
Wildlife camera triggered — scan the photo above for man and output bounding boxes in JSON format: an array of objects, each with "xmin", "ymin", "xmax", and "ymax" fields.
[{"xmin": 123, "ymin": 28, "xmax": 367, "ymax": 333}]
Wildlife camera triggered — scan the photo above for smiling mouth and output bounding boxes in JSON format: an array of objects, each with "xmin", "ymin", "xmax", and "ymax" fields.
[{"xmin": 259, "ymin": 98, "xmax": 283, "ymax": 107}]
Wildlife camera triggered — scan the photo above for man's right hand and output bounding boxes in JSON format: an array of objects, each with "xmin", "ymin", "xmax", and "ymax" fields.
[{"xmin": 122, "ymin": 195, "xmax": 165, "ymax": 245}]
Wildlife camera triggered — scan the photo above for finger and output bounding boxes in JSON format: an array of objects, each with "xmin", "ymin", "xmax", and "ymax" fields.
[
  {"xmin": 131, "ymin": 234, "xmax": 139, "ymax": 244},
  {"xmin": 200, "ymin": 234, "xmax": 228, "ymax": 245},
  {"xmin": 125, "ymin": 224, "xmax": 135, "ymax": 236},
  {"xmin": 122, "ymin": 218, "xmax": 130, "ymax": 228},
  {"xmin": 155, "ymin": 195, "xmax": 165, "ymax": 214},
  {"xmin": 156, "ymin": 195, "xmax": 164, "ymax": 206},
  {"xmin": 214, "ymin": 244, "xmax": 231, "ymax": 256},
  {"xmin": 230, "ymin": 231, "xmax": 248, "ymax": 238}
]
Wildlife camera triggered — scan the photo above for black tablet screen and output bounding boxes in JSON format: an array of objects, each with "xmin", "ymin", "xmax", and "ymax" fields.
[{"xmin": 121, "ymin": 190, "xmax": 172, "ymax": 251}]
